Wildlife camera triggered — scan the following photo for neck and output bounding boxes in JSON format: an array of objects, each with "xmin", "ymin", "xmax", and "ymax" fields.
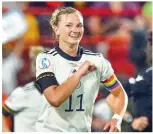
[{"xmin": 59, "ymin": 41, "xmax": 79, "ymax": 57}]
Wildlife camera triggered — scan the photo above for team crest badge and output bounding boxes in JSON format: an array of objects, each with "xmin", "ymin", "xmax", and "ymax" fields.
[{"xmin": 39, "ymin": 57, "xmax": 50, "ymax": 69}]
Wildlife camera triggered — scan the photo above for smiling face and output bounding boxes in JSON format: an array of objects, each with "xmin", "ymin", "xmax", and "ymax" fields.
[{"xmin": 54, "ymin": 13, "xmax": 84, "ymax": 46}]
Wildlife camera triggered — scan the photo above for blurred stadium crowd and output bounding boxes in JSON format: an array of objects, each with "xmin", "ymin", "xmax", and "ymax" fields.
[{"xmin": 2, "ymin": 1, "xmax": 152, "ymax": 132}]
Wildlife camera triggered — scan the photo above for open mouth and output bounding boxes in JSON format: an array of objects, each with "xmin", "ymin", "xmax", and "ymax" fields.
[{"xmin": 70, "ymin": 34, "xmax": 80, "ymax": 39}]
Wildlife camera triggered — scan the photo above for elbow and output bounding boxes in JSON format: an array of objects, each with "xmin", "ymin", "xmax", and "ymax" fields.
[
  {"xmin": 48, "ymin": 97, "xmax": 61, "ymax": 107},
  {"xmin": 51, "ymin": 101, "xmax": 61, "ymax": 107},
  {"xmin": 43, "ymin": 86, "xmax": 62, "ymax": 107}
]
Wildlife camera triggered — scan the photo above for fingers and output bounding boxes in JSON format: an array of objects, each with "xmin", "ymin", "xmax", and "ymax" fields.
[
  {"xmin": 114, "ymin": 127, "xmax": 119, "ymax": 132},
  {"xmin": 109, "ymin": 125, "xmax": 116, "ymax": 132},
  {"xmin": 103, "ymin": 123, "xmax": 119, "ymax": 132},
  {"xmin": 87, "ymin": 61, "xmax": 97, "ymax": 71},
  {"xmin": 103, "ymin": 122, "xmax": 110, "ymax": 131},
  {"xmin": 109, "ymin": 124, "xmax": 120, "ymax": 132},
  {"xmin": 141, "ymin": 117, "xmax": 149, "ymax": 124},
  {"xmin": 103, "ymin": 119, "xmax": 121, "ymax": 132},
  {"xmin": 139, "ymin": 117, "xmax": 149, "ymax": 127},
  {"xmin": 78, "ymin": 60, "xmax": 97, "ymax": 77},
  {"xmin": 88, "ymin": 65, "xmax": 96, "ymax": 72},
  {"xmin": 83, "ymin": 60, "xmax": 96, "ymax": 72},
  {"xmin": 132, "ymin": 117, "xmax": 149, "ymax": 131},
  {"xmin": 139, "ymin": 121, "xmax": 148, "ymax": 131}
]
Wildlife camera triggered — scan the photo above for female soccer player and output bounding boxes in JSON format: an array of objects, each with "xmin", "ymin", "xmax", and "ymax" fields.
[{"xmin": 35, "ymin": 7, "xmax": 128, "ymax": 132}]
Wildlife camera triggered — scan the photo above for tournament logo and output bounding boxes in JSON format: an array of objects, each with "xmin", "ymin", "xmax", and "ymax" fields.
[{"xmin": 39, "ymin": 57, "xmax": 50, "ymax": 69}]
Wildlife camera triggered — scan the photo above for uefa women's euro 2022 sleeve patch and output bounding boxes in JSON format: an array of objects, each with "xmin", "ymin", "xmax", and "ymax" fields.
[{"xmin": 39, "ymin": 57, "xmax": 50, "ymax": 69}]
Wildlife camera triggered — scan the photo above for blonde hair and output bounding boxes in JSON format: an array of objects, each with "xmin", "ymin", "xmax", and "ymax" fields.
[{"xmin": 50, "ymin": 7, "xmax": 83, "ymax": 39}]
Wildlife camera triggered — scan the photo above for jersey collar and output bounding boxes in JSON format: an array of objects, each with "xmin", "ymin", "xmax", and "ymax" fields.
[{"xmin": 55, "ymin": 45, "xmax": 83, "ymax": 61}]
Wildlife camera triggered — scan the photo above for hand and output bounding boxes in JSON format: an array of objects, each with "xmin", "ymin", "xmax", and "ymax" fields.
[
  {"xmin": 77, "ymin": 60, "xmax": 96, "ymax": 77},
  {"xmin": 103, "ymin": 119, "xmax": 121, "ymax": 132},
  {"xmin": 131, "ymin": 116, "xmax": 149, "ymax": 131}
]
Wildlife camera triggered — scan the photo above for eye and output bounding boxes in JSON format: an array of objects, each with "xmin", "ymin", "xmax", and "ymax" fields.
[
  {"xmin": 66, "ymin": 25, "xmax": 72, "ymax": 27},
  {"xmin": 77, "ymin": 24, "xmax": 83, "ymax": 28}
]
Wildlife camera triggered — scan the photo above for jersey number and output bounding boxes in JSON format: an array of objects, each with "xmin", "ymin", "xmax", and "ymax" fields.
[{"xmin": 65, "ymin": 94, "xmax": 85, "ymax": 112}]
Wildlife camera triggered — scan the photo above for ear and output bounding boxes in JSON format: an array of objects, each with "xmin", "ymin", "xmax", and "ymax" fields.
[{"xmin": 53, "ymin": 26, "xmax": 60, "ymax": 36}]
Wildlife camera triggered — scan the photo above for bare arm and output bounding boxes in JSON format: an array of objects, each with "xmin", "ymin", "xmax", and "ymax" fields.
[
  {"xmin": 43, "ymin": 61, "xmax": 96, "ymax": 107},
  {"xmin": 2, "ymin": 115, "xmax": 11, "ymax": 132},
  {"xmin": 12, "ymin": 38, "xmax": 24, "ymax": 57},
  {"xmin": 103, "ymin": 82, "xmax": 128, "ymax": 132},
  {"xmin": 106, "ymin": 82, "xmax": 128, "ymax": 118},
  {"xmin": 44, "ymin": 72, "xmax": 81, "ymax": 107}
]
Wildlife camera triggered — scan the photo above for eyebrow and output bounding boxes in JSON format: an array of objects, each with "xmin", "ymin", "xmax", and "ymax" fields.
[{"xmin": 65, "ymin": 22, "xmax": 83, "ymax": 25}]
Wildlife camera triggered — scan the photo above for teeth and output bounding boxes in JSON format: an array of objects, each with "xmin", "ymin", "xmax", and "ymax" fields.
[{"xmin": 70, "ymin": 35, "xmax": 79, "ymax": 38}]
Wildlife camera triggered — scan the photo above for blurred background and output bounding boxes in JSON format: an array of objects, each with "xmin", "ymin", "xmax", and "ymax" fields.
[{"xmin": 2, "ymin": 1, "xmax": 152, "ymax": 132}]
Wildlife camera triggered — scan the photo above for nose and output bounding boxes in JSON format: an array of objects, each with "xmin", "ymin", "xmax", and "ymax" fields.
[{"xmin": 72, "ymin": 27, "xmax": 79, "ymax": 33}]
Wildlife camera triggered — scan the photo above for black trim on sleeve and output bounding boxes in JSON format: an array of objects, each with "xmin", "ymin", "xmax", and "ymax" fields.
[
  {"xmin": 2, "ymin": 107, "xmax": 11, "ymax": 117},
  {"xmin": 36, "ymin": 72, "xmax": 59, "ymax": 93},
  {"xmin": 2, "ymin": 105, "xmax": 15, "ymax": 117}
]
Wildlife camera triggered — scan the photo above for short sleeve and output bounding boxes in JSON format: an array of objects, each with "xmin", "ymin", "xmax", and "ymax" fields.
[
  {"xmin": 99, "ymin": 54, "xmax": 114, "ymax": 82},
  {"xmin": 3, "ymin": 87, "xmax": 26, "ymax": 115},
  {"xmin": 36, "ymin": 53, "xmax": 59, "ymax": 93},
  {"xmin": 36, "ymin": 53, "xmax": 54, "ymax": 78},
  {"xmin": 99, "ymin": 54, "xmax": 120, "ymax": 91}
]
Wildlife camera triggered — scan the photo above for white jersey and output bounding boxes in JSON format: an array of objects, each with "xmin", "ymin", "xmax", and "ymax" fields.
[
  {"xmin": 35, "ymin": 46, "xmax": 116, "ymax": 132},
  {"xmin": 3, "ymin": 81, "xmax": 43, "ymax": 132},
  {"xmin": 2, "ymin": 53, "xmax": 23, "ymax": 95}
]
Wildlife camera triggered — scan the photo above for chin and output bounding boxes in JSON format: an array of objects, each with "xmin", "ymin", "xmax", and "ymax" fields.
[{"xmin": 68, "ymin": 40, "xmax": 80, "ymax": 45}]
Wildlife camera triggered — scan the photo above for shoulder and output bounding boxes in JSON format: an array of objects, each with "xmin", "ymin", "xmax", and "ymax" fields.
[
  {"xmin": 6, "ymin": 86, "xmax": 26, "ymax": 103},
  {"xmin": 82, "ymin": 47, "xmax": 110, "ymax": 65},
  {"xmin": 43, "ymin": 47, "xmax": 58, "ymax": 56},
  {"xmin": 37, "ymin": 47, "xmax": 57, "ymax": 58},
  {"xmin": 10, "ymin": 82, "xmax": 36, "ymax": 96},
  {"xmin": 132, "ymin": 67, "xmax": 152, "ymax": 84},
  {"xmin": 145, "ymin": 67, "xmax": 152, "ymax": 73},
  {"xmin": 21, "ymin": 81, "xmax": 36, "ymax": 91},
  {"xmin": 36, "ymin": 48, "xmax": 57, "ymax": 67},
  {"xmin": 144, "ymin": 67, "xmax": 152, "ymax": 79},
  {"xmin": 4, "ymin": 82, "xmax": 37, "ymax": 112}
]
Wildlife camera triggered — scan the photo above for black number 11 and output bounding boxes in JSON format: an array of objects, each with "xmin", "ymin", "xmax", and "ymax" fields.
[{"xmin": 65, "ymin": 94, "xmax": 85, "ymax": 112}]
